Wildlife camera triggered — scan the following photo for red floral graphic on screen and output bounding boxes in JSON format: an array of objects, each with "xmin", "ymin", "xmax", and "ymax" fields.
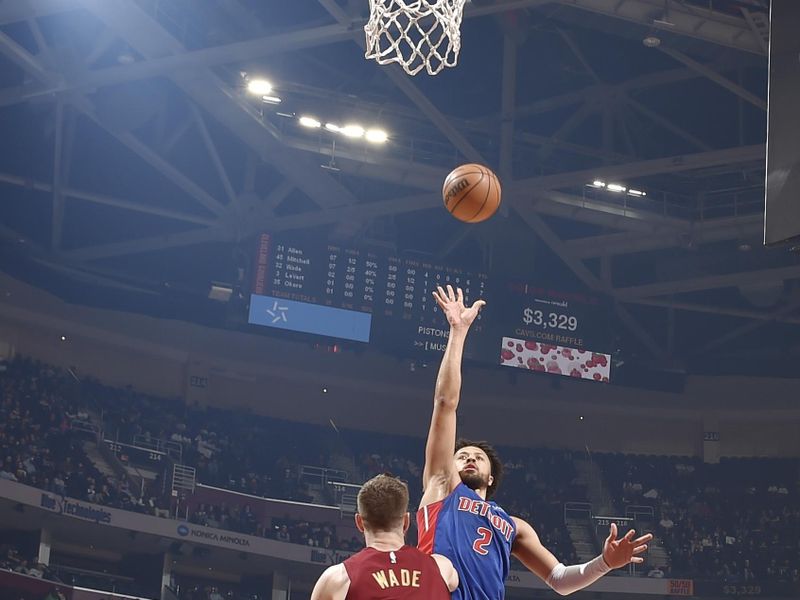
[{"xmin": 499, "ymin": 337, "xmax": 610, "ymax": 383}]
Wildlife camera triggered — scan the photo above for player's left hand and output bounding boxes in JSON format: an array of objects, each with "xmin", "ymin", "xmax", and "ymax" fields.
[{"xmin": 602, "ymin": 523, "xmax": 653, "ymax": 569}]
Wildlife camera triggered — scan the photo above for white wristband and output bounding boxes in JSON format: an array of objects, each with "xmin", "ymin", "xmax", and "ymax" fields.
[{"xmin": 545, "ymin": 555, "xmax": 611, "ymax": 596}]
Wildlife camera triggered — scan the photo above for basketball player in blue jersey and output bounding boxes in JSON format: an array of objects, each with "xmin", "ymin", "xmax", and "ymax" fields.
[{"xmin": 417, "ymin": 285, "xmax": 653, "ymax": 600}]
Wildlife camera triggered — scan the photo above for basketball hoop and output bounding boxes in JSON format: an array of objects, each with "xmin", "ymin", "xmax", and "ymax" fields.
[{"xmin": 364, "ymin": 0, "xmax": 468, "ymax": 76}]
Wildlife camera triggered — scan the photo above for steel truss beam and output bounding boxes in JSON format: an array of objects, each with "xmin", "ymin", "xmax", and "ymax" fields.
[
  {"xmin": 557, "ymin": 27, "xmax": 600, "ymax": 84},
  {"xmin": 0, "ymin": 25, "xmax": 229, "ymax": 223},
  {"xmin": 510, "ymin": 144, "xmax": 765, "ymax": 193},
  {"xmin": 552, "ymin": 0, "xmax": 766, "ymax": 55},
  {"xmin": 0, "ymin": 29, "xmax": 57, "ymax": 85},
  {"xmin": 505, "ymin": 62, "xmax": 750, "ymax": 123},
  {"xmin": 191, "ymin": 104, "xmax": 238, "ymax": 206},
  {"xmin": 287, "ymin": 136, "xmax": 761, "ymax": 236},
  {"xmin": 0, "ymin": 0, "xmax": 74, "ymax": 25},
  {"xmin": 616, "ymin": 265, "xmax": 800, "ymax": 299},
  {"xmin": 76, "ymin": 0, "xmax": 362, "ymax": 222},
  {"xmin": 739, "ymin": 8, "xmax": 769, "ymax": 55},
  {"xmin": 0, "ymin": 0, "xmax": 550, "ymax": 110},
  {"xmin": 624, "ymin": 298, "xmax": 800, "ymax": 326},
  {"xmin": 696, "ymin": 295, "xmax": 800, "ymax": 352},
  {"xmin": 565, "ymin": 214, "xmax": 764, "ymax": 258},
  {"xmin": 0, "ymin": 172, "xmax": 217, "ymax": 225},
  {"xmin": 61, "ymin": 191, "xmax": 442, "ymax": 261},
  {"xmin": 78, "ymin": 107, "xmax": 228, "ymax": 218},
  {"xmin": 658, "ymin": 47, "xmax": 766, "ymax": 111},
  {"xmin": 64, "ymin": 226, "xmax": 232, "ymax": 262},
  {"xmin": 624, "ymin": 96, "xmax": 712, "ymax": 152},
  {"xmin": 2, "ymin": 0, "xmax": 769, "ymax": 266},
  {"xmin": 51, "ymin": 101, "xmax": 65, "ymax": 249},
  {"xmin": 287, "ymin": 147, "xmax": 758, "ymax": 242},
  {"xmin": 0, "ymin": 24, "xmax": 357, "ymax": 109}
]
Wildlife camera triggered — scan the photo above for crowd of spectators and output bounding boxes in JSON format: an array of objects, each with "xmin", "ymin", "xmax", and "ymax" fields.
[
  {"xmin": 1, "ymin": 546, "xmax": 52, "ymax": 581},
  {"xmin": 267, "ymin": 517, "xmax": 353, "ymax": 550},
  {"xmin": 599, "ymin": 453, "xmax": 800, "ymax": 584},
  {"xmin": 87, "ymin": 383, "xmax": 318, "ymax": 503},
  {"xmin": 172, "ymin": 578, "xmax": 265, "ymax": 600},
  {"xmin": 499, "ymin": 447, "xmax": 582, "ymax": 566},
  {"xmin": 3, "ymin": 354, "xmax": 800, "ymax": 588},
  {"xmin": 0, "ymin": 357, "xmax": 159, "ymax": 516}
]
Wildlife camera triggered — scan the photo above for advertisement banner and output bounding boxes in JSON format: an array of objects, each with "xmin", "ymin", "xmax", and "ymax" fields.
[
  {"xmin": 668, "ymin": 579, "xmax": 694, "ymax": 596},
  {"xmin": 500, "ymin": 336, "xmax": 611, "ymax": 382},
  {"xmin": 504, "ymin": 568, "xmax": 682, "ymax": 595},
  {"xmin": 0, "ymin": 480, "xmax": 728, "ymax": 596},
  {"xmin": 693, "ymin": 580, "xmax": 800, "ymax": 597},
  {"xmin": 39, "ymin": 492, "xmax": 113, "ymax": 524}
]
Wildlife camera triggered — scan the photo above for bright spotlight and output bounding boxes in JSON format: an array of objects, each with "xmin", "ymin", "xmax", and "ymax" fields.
[
  {"xmin": 365, "ymin": 129, "xmax": 389, "ymax": 143},
  {"xmin": 606, "ymin": 183, "xmax": 627, "ymax": 193},
  {"xmin": 299, "ymin": 116, "xmax": 322, "ymax": 128},
  {"xmin": 325, "ymin": 123, "xmax": 341, "ymax": 133},
  {"xmin": 628, "ymin": 189, "xmax": 646, "ymax": 197},
  {"xmin": 247, "ymin": 79, "xmax": 272, "ymax": 95},
  {"xmin": 340, "ymin": 124, "xmax": 365, "ymax": 138},
  {"xmin": 590, "ymin": 180, "xmax": 606, "ymax": 188},
  {"xmin": 261, "ymin": 95, "xmax": 281, "ymax": 105}
]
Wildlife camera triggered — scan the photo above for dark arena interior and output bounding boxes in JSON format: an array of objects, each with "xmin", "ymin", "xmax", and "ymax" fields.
[{"xmin": 0, "ymin": 0, "xmax": 799, "ymax": 599}]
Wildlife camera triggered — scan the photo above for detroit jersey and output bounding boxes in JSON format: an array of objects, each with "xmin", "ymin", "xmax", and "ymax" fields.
[
  {"xmin": 417, "ymin": 483, "xmax": 516, "ymax": 600},
  {"xmin": 343, "ymin": 545, "xmax": 451, "ymax": 600}
]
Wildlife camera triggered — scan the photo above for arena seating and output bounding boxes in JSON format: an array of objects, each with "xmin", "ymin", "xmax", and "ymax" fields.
[
  {"xmin": 2, "ymin": 354, "xmax": 799, "ymax": 594},
  {"xmin": 597, "ymin": 452, "xmax": 800, "ymax": 583}
]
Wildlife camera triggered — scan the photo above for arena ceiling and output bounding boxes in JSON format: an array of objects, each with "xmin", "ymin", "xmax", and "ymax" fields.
[{"xmin": 1, "ymin": 0, "xmax": 797, "ymax": 378}]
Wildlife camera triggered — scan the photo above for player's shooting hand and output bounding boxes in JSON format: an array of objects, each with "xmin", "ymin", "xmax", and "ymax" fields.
[
  {"xmin": 432, "ymin": 285, "xmax": 486, "ymax": 331},
  {"xmin": 602, "ymin": 523, "xmax": 653, "ymax": 569}
]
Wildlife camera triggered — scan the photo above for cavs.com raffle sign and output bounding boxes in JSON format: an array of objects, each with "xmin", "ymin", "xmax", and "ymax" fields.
[{"xmin": 669, "ymin": 579, "xmax": 695, "ymax": 596}]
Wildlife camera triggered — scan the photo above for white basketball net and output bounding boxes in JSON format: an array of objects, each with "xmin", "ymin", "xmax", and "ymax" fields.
[{"xmin": 364, "ymin": 0, "xmax": 468, "ymax": 76}]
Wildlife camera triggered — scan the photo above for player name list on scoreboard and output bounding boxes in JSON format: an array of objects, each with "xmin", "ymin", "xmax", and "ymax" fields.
[{"xmin": 252, "ymin": 233, "xmax": 487, "ymax": 322}]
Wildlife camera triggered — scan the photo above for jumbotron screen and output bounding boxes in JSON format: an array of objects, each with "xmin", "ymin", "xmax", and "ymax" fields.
[{"xmin": 249, "ymin": 232, "xmax": 612, "ymax": 382}]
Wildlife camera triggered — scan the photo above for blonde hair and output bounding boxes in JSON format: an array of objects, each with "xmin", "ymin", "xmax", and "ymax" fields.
[{"xmin": 357, "ymin": 474, "xmax": 409, "ymax": 531}]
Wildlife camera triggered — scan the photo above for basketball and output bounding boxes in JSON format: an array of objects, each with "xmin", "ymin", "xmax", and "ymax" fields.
[{"xmin": 442, "ymin": 163, "xmax": 502, "ymax": 223}]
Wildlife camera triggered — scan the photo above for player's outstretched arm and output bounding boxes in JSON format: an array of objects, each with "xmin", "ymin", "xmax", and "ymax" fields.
[
  {"xmin": 310, "ymin": 564, "xmax": 349, "ymax": 600},
  {"xmin": 512, "ymin": 518, "xmax": 653, "ymax": 596},
  {"xmin": 432, "ymin": 553, "xmax": 460, "ymax": 592},
  {"xmin": 421, "ymin": 285, "xmax": 485, "ymax": 506}
]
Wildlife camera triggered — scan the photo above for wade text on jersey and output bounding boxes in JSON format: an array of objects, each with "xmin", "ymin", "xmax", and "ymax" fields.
[{"xmin": 371, "ymin": 568, "xmax": 422, "ymax": 590}]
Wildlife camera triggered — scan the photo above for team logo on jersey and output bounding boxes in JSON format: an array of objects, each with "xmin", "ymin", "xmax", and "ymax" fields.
[{"xmin": 457, "ymin": 497, "xmax": 514, "ymax": 541}]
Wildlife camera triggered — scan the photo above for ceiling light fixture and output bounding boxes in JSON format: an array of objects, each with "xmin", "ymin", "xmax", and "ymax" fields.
[
  {"xmin": 643, "ymin": 35, "xmax": 661, "ymax": 48},
  {"xmin": 365, "ymin": 129, "xmax": 389, "ymax": 143},
  {"xmin": 246, "ymin": 79, "xmax": 272, "ymax": 95},
  {"xmin": 340, "ymin": 124, "xmax": 365, "ymax": 138},
  {"xmin": 299, "ymin": 116, "xmax": 321, "ymax": 128}
]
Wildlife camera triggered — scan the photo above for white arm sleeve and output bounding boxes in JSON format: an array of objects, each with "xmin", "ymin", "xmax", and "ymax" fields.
[{"xmin": 545, "ymin": 555, "xmax": 611, "ymax": 596}]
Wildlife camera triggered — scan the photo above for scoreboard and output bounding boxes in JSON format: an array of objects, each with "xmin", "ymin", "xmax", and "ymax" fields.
[
  {"xmin": 250, "ymin": 233, "xmax": 487, "ymax": 357},
  {"xmin": 249, "ymin": 232, "xmax": 612, "ymax": 381}
]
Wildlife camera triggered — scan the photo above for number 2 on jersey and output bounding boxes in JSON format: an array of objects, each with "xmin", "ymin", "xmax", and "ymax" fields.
[{"xmin": 473, "ymin": 527, "xmax": 493, "ymax": 555}]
